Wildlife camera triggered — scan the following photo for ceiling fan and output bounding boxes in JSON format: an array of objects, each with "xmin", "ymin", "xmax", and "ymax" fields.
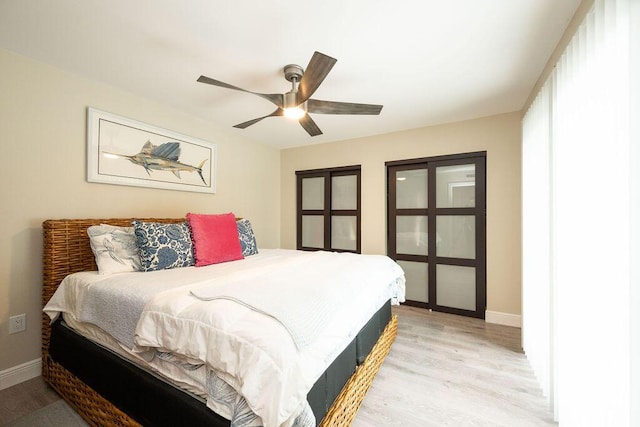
[{"xmin": 197, "ymin": 51, "xmax": 383, "ymax": 137}]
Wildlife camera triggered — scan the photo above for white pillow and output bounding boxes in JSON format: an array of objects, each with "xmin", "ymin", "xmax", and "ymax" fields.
[{"xmin": 87, "ymin": 224, "xmax": 142, "ymax": 274}]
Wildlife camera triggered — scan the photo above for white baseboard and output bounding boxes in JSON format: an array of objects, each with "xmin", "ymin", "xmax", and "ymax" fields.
[
  {"xmin": 486, "ymin": 310, "xmax": 522, "ymax": 328},
  {"xmin": 0, "ymin": 358, "xmax": 41, "ymax": 390}
]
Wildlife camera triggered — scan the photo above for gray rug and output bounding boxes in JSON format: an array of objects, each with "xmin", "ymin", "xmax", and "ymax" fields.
[{"xmin": 7, "ymin": 400, "xmax": 88, "ymax": 427}]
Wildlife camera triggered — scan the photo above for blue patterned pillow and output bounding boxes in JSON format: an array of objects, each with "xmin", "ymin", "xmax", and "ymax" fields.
[
  {"xmin": 236, "ymin": 219, "xmax": 258, "ymax": 256},
  {"xmin": 132, "ymin": 220, "xmax": 194, "ymax": 271}
]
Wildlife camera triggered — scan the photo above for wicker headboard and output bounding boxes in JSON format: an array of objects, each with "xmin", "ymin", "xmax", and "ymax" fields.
[{"xmin": 41, "ymin": 218, "xmax": 184, "ymax": 358}]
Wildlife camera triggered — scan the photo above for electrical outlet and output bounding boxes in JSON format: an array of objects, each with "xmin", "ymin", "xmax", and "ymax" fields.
[{"xmin": 9, "ymin": 314, "xmax": 26, "ymax": 334}]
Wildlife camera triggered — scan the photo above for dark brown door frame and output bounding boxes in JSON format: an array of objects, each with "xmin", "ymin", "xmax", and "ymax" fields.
[{"xmin": 387, "ymin": 151, "xmax": 486, "ymax": 319}]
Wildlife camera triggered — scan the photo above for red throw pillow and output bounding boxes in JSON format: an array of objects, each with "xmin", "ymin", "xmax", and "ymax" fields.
[{"xmin": 186, "ymin": 212, "xmax": 244, "ymax": 266}]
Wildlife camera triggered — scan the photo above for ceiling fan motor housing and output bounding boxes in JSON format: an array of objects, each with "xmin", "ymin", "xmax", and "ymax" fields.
[
  {"xmin": 284, "ymin": 64, "xmax": 304, "ymax": 109},
  {"xmin": 284, "ymin": 64, "xmax": 304, "ymax": 82}
]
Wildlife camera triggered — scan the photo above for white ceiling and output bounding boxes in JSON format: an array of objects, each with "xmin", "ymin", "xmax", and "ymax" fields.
[{"xmin": 0, "ymin": 0, "xmax": 581, "ymax": 149}]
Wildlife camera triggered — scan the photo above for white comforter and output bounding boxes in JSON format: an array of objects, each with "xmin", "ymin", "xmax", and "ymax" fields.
[{"xmin": 44, "ymin": 249, "xmax": 405, "ymax": 427}]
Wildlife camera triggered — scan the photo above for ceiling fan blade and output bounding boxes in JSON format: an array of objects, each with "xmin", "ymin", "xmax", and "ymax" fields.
[
  {"xmin": 307, "ymin": 99, "xmax": 383, "ymax": 115},
  {"xmin": 296, "ymin": 52, "xmax": 337, "ymax": 104},
  {"xmin": 233, "ymin": 108, "xmax": 284, "ymax": 129},
  {"xmin": 197, "ymin": 75, "xmax": 283, "ymax": 108},
  {"xmin": 299, "ymin": 114, "xmax": 323, "ymax": 137}
]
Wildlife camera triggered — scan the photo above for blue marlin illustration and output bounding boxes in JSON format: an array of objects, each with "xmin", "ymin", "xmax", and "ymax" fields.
[{"xmin": 106, "ymin": 141, "xmax": 208, "ymax": 184}]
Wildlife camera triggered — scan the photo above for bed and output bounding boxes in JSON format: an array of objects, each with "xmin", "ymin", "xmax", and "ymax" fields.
[{"xmin": 41, "ymin": 217, "xmax": 405, "ymax": 427}]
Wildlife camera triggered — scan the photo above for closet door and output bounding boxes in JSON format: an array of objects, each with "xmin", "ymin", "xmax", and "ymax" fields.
[
  {"xmin": 296, "ymin": 166, "xmax": 361, "ymax": 253},
  {"xmin": 387, "ymin": 152, "xmax": 486, "ymax": 318},
  {"xmin": 389, "ymin": 165, "xmax": 430, "ymax": 304}
]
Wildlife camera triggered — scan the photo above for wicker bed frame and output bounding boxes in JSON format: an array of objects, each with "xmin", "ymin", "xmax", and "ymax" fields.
[{"xmin": 41, "ymin": 218, "xmax": 398, "ymax": 427}]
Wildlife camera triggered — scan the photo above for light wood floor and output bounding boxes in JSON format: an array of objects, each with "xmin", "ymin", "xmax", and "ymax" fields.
[
  {"xmin": 354, "ymin": 305, "xmax": 556, "ymax": 426},
  {"xmin": 0, "ymin": 305, "xmax": 555, "ymax": 426}
]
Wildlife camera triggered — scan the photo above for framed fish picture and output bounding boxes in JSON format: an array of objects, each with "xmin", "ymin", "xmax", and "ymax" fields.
[{"xmin": 87, "ymin": 107, "xmax": 216, "ymax": 193}]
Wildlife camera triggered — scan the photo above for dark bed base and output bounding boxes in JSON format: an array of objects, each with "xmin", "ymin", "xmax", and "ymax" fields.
[
  {"xmin": 48, "ymin": 301, "xmax": 392, "ymax": 426},
  {"xmin": 49, "ymin": 320, "xmax": 227, "ymax": 426},
  {"xmin": 42, "ymin": 218, "xmax": 398, "ymax": 427}
]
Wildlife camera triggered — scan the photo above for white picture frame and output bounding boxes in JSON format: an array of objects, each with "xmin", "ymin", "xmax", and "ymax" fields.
[{"xmin": 87, "ymin": 107, "xmax": 216, "ymax": 194}]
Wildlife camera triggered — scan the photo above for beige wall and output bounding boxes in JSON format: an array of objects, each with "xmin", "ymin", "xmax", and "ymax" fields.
[
  {"xmin": 0, "ymin": 49, "xmax": 281, "ymax": 371},
  {"xmin": 280, "ymin": 112, "xmax": 522, "ymax": 316}
]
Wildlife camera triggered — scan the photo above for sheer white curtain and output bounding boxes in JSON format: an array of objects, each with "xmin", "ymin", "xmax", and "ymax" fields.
[
  {"xmin": 553, "ymin": 0, "xmax": 630, "ymax": 424},
  {"xmin": 522, "ymin": 0, "xmax": 632, "ymax": 424},
  {"xmin": 521, "ymin": 80, "xmax": 552, "ymax": 404}
]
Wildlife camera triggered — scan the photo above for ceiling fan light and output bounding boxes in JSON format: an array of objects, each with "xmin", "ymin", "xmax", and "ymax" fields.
[{"xmin": 284, "ymin": 106, "xmax": 306, "ymax": 119}]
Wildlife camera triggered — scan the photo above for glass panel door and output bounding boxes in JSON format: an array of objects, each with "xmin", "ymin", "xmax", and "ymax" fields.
[
  {"xmin": 331, "ymin": 216, "xmax": 357, "ymax": 251},
  {"xmin": 389, "ymin": 164, "xmax": 429, "ymax": 305},
  {"xmin": 331, "ymin": 175, "xmax": 357, "ymax": 210},
  {"xmin": 297, "ymin": 166, "xmax": 361, "ymax": 253},
  {"xmin": 436, "ymin": 265, "xmax": 476, "ymax": 311},
  {"xmin": 331, "ymin": 174, "xmax": 358, "ymax": 251},
  {"xmin": 396, "ymin": 168, "xmax": 428, "ymax": 208},
  {"xmin": 436, "ymin": 215, "xmax": 475, "ymax": 259},
  {"xmin": 387, "ymin": 153, "xmax": 486, "ymax": 319},
  {"xmin": 302, "ymin": 177, "xmax": 325, "ymax": 210},
  {"xmin": 300, "ymin": 175, "xmax": 327, "ymax": 250},
  {"xmin": 302, "ymin": 216, "xmax": 324, "ymax": 248},
  {"xmin": 435, "ymin": 164, "xmax": 476, "ymax": 208},
  {"xmin": 433, "ymin": 159, "xmax": 483, "ymax": 316},
  {"xmin": 396, "ymin": 216, "xmax": 428, "ymax": 255},
  {"xmin": 397, "ymin": 260, "xmax": 429, "ymax": 303}
]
